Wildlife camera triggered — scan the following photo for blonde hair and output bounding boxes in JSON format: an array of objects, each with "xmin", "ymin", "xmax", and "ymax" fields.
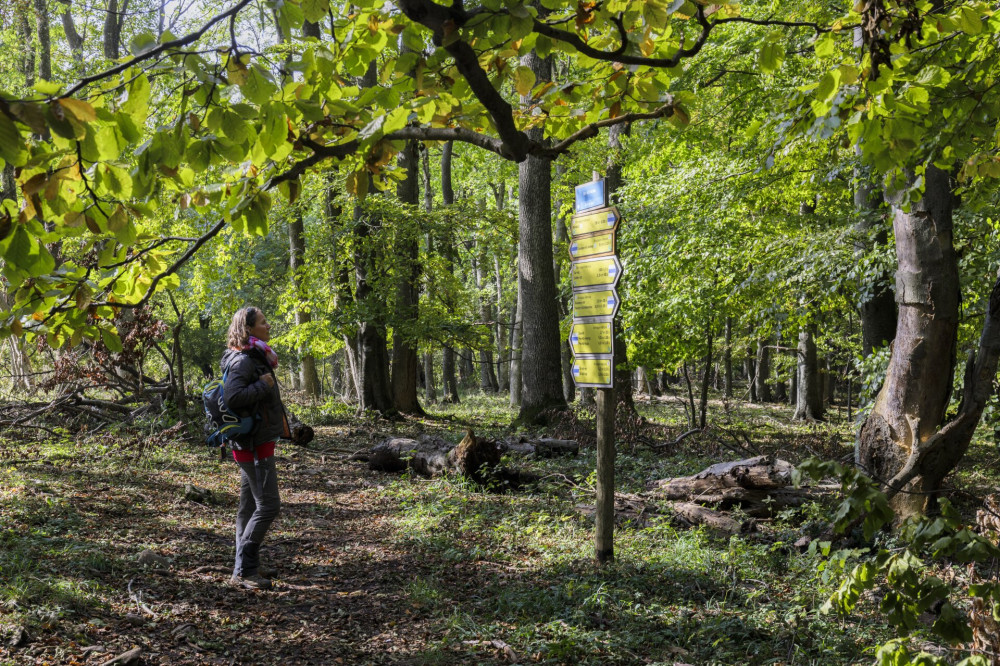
[{"xmin": 227, "ymin": 306, "xmax": 261, "ymax": 350}]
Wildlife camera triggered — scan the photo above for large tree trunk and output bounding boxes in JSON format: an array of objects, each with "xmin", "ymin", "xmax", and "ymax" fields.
[
  {"xmin": 755, "ymin": 339, "xmax": 771, "ymax": 403},
  {"xmin": 699, "ymin": 319, "xmax": 713, "ymax": 429},
  {"xmin": 103, "ymin": 0, "xmax": 127, "ymax": 60},
  {"xmin": 34, "ymin": 0, "xmax": 51, "ymax": 81},
  {"xmin": 353, "ymin": 66, "xmax": 393, "ymax": 415},
  {"xmin": 421, "ymin": 146, "xmax": 437, "ymax": 405},
  {"xmin": 60, "ymin": 1, "xmax": 84, "ymax": 63},
  {"xmin": 516, "ymin": 50, "xmax": 565, "ymax": 422},
  {"xmin": 288, "ymin": 208, "xmax": 321, "ymax": 398},
  {"xmin": 391, "ymin": 138, "xmax": 424, "ymax": 415},
  {"xmin": 792, "ymin": 324, "xmax": 823, "ymax": 421},
  {"xmin": 440, "ymin": 141, "xmax": 460, "ymax": 404},
  {"xmin": 857, "ymin": 166, "xmax": 979, "ymax": 518},
  {"xmin": 723, "ymin": 317, "xmax": 733, "ymax": 399},
  {"xmin": 509, "ymin": 275, "xmax": 523, "ymax": 408},
  {"xmin": 17, "ymin": 9, "xmax": 35, "ymax": 86},
  {"xmin": 474, "ymin": 250, "xmax": 498, "ymax": 393},
  {"xmin": 494, "ymin": 253, "xmax": 510, "ymax": 393},
  {"xmin": 854, "ymin": 155, "xmax": 897, "ymax": 357},
  {"xmin": 552, "ymin": 164, "xmax": 575, "ymax": 403},
  {"xmin": 773, "ymin": 328, "xmax": 788, "ymax": 403}
]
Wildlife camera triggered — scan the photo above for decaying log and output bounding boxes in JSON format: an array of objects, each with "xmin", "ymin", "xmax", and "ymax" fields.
[
  {"xmin": 645, "ymin": 455, "xmax": 811, "ymax": 516},
  {"xmin": 449, "ymin": 429, "xmax": 502, "ymax": 482},
  {"xmin": 367, "ymin": 430, "xmax": 502, "ymax": 480},
  {"xmin": 669, "ymin": 502, "xmax": 755, "ymax": 534},
  {"xmin": 502, "ymin": 437, "xmax": 579, "ymax": 458}
]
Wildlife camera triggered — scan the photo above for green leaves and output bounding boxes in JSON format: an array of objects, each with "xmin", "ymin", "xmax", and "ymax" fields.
[
  {"xmin": 513, "ymin": 66, "xmax": 536, "ymax": 97},
  {"xmin": 0, "ymin": 113, "xmax": 26, "ymax": 167},
  {"xmin": 0, "ymin": 224, "xmax": 56, "ymax": 280},
  {"xmin": 758, "ymin": 32, "xmax": 785, "ymax": 75},
  {"xmin": 120, "ymin": 73, "xmax": 151, "ymax": 124},
  {"xmin": 957, "ymin": 6, "xmax": 983, "ymax": 35}
]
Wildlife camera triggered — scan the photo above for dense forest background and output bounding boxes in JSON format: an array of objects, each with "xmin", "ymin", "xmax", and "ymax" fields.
[{"xmin": 3, "ymin": 0, "xmax": 1000, "ymax": 664}]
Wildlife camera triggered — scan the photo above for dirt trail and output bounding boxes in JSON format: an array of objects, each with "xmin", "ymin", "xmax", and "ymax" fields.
[{"xmin": 1, "ymin": 427, "xmax": 475, "ymax": 665}]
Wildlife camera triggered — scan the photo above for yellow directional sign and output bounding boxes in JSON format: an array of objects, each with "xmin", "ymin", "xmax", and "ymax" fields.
[
  {"xmin": 570, "ymin": 320, "xmax": 613, "ymax": 356},
  {"xmin": 572, "ymin": 357, "xmax": 613, "ymax": 388},
  {"xmin": 573, "ymin": 290, "xmax": 619, "ymax": 319},
  {"xmin": 570, "ymin": 206, "xmax": 620, "ymax": 238},
  {"xmin": 571, "ymin": 255, "xmax": 622, "ymax": 290},
  {"xmin": 569, "ymin": 230, "xmax": 615, "ymax": 260}
]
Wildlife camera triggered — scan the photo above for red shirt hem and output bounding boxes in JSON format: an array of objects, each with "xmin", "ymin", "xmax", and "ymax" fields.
[{"xmin": 233, "ymin": 441, "xmax": 275, "ymax": 462}]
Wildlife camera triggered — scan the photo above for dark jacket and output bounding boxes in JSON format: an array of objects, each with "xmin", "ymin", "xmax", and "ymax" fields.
[{"xmin": 221, "ymin": 347, "xmax": 286, "ymax": 449}]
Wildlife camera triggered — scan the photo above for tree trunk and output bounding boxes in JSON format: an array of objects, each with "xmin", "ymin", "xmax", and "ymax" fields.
[
  {"xmin": 494, "ymin": 253, "xmax": 510, "ymax": 393},
  {"xmin": 474, "ymin": 250, "xmax": 498, "ymax": 393},
  {"xmin": 440, "ymin": 141, "xmax": 460, "ymax": 404},
  {"xmin": 724, "ymin": 317, "xmax": 733, "ymax": 399},
  {"xmin": 682, "ymin": 363, "xmax": 696, "ymax": 428},
  {"xmin": 516, "ymin": 50, "xmax": 565, "ymax": 423},
  {"xmin": 773, "ymin": 329, "xmax": 788, "ymax": 403},
  {"xmin": 746, "ymin": 349, "xmax": 758, "ymax": 402},
  {"xmin": 61, "ymin": 2, "xmax": 84, "ymax": 63},
  {"xmin": 34, "ymin": 0, "xmax": 51, "ymax": 81},
  {"xmin": 17, "ymin": 9, "xmax": 35, "ymax": 86},
  {"xmin": 756, "ymin": 340, "xmax": 771, "ymax": 403},
  {"xmin": 858, "ymin": 166, "xmax": 967, "ymax": 518},
  {"xmin": 391, "ymin": 138, "xmax": 424, "ymax": 415},
  {"xmin": 552, "ymin": 163, "xmax": 575, "ymax": 403},
  {"xmin": 792, "ymin": 325, "xmax": 823, "ymax": 421},
  {"xmin": 103, "ymin": 0, "xmax": 126, "ymax": 60},
  {"xmin": 509, "ymin": 274, "xmax": 523, "ymax": 408},
  {"xmin": 854, "ymin": 154, "xmax": 897, "ymax": 357},
  {"xmin": 288, "ymin": 208, "xmax": 320, "ymax": 398},
  {"xmin": 460, "ymin": 350, "xmax": 474, "ymax": 385},
  {"xmin": 699, "ymin": 320, "xmax": 714, "ymax": 429}
]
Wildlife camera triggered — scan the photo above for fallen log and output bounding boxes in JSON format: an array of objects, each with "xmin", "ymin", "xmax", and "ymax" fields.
[
  {"xmin": 668, "ymin": 502, "xmax": 755, "ymax": 534},
  {"xmin": 502, "ymin": 438, "xmax": 579, "ymax": 458},
  {"xmin": 366, "ymin": 430, "xmax": 501, "ymax": 480},
  {"xmin": 646, "ymin": 455, "xmax": 825, "ymax": 517}
]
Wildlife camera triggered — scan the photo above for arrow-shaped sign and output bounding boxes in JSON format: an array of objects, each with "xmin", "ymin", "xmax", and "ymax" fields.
[
  {"xmin": 571, "ymin": 356, "xmax": 613, "ymax": 388},
  {"xmin": 570, "ymin": 320, "xmax": 613, "ymax": 356},
  {"xmin": 570, "ymin": 206, "xmax": 620, "ymax": 239},
  {"xmin": 571, "ymin": 255, "xmax": 623, "ymax": 291},
  {"xmin": 573, "ymin": 289, "xmax": 620, "ymax": 319},
  {"xmin": 568, "ymin": 229, "xmax": 615, "ymax": 260}
]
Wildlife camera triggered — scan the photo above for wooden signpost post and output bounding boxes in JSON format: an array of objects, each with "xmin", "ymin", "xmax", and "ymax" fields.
[{"xmin": 569, "ymin": 177, "xmax": 618, "ymax": 564}]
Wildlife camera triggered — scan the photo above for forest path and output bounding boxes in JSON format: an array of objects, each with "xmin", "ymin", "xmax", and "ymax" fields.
[{"xmin": 0, "ymin": 425, "xmax": 485, "ymax": 665}]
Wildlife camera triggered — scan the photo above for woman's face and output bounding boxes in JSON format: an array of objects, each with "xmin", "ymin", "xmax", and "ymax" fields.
[{"xmin": 249, "ymin": 312, "xmax": 271, "ymax": 342}]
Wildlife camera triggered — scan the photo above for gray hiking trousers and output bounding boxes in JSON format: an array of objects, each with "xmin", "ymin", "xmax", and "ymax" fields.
[{"xmin": 233, "ymin": 456, "xmax": 281, "ymax": 577}]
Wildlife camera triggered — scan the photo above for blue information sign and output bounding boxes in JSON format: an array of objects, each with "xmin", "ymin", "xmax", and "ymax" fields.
[{"xmin": 575, "ymin": 179, "xmax": 607, "ymax": 213}]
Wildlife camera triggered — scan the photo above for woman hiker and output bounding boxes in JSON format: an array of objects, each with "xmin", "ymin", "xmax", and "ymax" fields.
[{"xmin": 222, "ymin": 306, "xmax": 288, "ymax": 590}]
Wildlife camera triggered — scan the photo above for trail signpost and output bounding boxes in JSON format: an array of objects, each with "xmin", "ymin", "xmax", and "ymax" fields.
[{"xmin": 569, "ymin": 178, "xmax": 620, "ymax": 564}]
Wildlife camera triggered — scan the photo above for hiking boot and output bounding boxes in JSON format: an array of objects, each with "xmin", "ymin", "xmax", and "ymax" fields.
[
  {"xmin": 258, "ymin": 565, "xmax": 277, "ymax": 578},
  {"xmin": 229, "ymin": 574, "xmax": 273, "ymax": 590}
]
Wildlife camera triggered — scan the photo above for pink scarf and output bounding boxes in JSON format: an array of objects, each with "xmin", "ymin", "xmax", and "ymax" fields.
[{"xmin": 244, "ymin": 336, "xmax": 279, "ymax": 369}]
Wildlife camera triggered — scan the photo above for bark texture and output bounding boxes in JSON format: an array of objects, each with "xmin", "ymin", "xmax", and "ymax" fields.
[
  {"xmin": 288, "ymin": 208, "xmax": 320, "ymax": 397},
  {"xmin": 516, "ymin": 51, "xmax": 565, "ymax": 422},
  {"xmin": 792, "ymin": 325, "xmax": 823, "ymax": 421},
  {"xmin": 858, "ymin": 166, "xmax": 968, "ymax": 517},
  {"xmin": 391, "ymin": 138, "xmax": 424, "ymax": 415},
  {"xmin": 440, "ymin": 141, "xmax": 460, "ymax": 403}
]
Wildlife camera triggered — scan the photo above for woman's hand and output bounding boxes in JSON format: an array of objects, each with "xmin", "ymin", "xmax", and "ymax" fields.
[{"xmin": 260, "ymin": 373, "xmax": 275, "ymax": 388}]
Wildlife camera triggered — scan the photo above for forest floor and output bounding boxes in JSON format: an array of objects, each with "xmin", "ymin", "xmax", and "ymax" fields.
[{"xmin": 0, "ymin": 391, "xmax": 997, "ymax": 665}]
